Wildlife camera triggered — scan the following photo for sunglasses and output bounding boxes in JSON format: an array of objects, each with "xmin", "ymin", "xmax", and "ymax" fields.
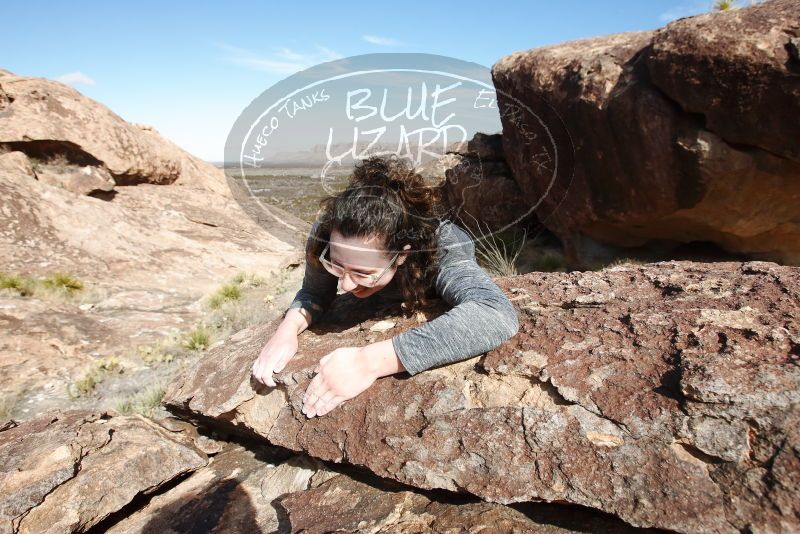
[{"xmin": 319, "ymin": 242, "xmax": 401, "ymax": 287}]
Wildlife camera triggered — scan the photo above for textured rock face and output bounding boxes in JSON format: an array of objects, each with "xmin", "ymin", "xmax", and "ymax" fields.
[
  {"xmin": 0, "ymin": 161, "xmax": 301, "ymax": 419},
  {"xmin": 0, "ymin": 68, "xmax": 307, "ymax": 422},
  {"xmin": 0, "ymin": 69, "xmax": 229, "ymax": 196},
  {"xmin": 163, "ymin": 260, "xmax": 800, "ymax": 533},
  {"xmin": 0, "ymin": 151, "xmax": 35, "ymax": 180},
  {"xmin": 106, "ymin": 445, "xmax": 339, "ymax": 534},
  {"xmin": 0, "ymin": 410, "xmax": 208, "ymax": 533},
  {"xmin": 491, "ymin": 0, "xmax": 800, "ymax": 266},
  {"xmin": 35, "ymin": 164, "xmax": 116, "ymax": 196},
  {"xmin": 276, "ymin": 469, "xmax": 646, "ymax": 533}
]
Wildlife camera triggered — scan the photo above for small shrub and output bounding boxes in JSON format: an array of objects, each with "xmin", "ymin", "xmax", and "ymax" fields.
[
  {"xmin": 95, "ymin": 355, "xmax": 121, "ymax": 372},
  {"xmin": 137, "ymin": 343, "xmax": 176, "ymax": 364},
  {"xmin": 68, "ymin": 356, "xmax": 123, "ymax": 399},
  {"xmin": 208, "ymin": 283, "xmax": 242, "ymax": 310},
  {"xmin": 114, "ymin": 385, "xmax": 166, "ymax": 417},
  {"xmin": 41, "ymin": 272, "xmax": 83, "ymax": 293},
  {"xmin": 71, "ymin": 371, "xmax": 101, "ymax": 398},
  {"xmin": 713, "ymin": 0, "xmax": 736, "ymax": 10},
  {"xmin": 231, "ymin": 271, "xmax": 266, "ymax": 287},
  {"xmin": 0, "ymin": 273, "xmax": 34, "ymax": 296},
  {"xmin": 182, "ymin": 325, "xmax": 212, "ymax": 351}
]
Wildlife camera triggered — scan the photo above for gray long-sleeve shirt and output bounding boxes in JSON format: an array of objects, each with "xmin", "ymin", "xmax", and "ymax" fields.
[{"xmin": 284, "ymin": 218, "xmax": 520, "ymax": 376}]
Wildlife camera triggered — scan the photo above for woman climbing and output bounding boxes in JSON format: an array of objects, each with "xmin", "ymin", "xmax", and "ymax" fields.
[{"xmin": 251, "ymin": 154, "xmax": 520, "ymax": 418}]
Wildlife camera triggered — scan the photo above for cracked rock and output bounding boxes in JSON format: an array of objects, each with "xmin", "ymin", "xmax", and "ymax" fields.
[
  {"xmin": 163, "ymin": 260, "xmax": 800, "ymax": 534},
  {"xmin": 0, "ymin": 410, "xmax": 208, "ymax": 534}
]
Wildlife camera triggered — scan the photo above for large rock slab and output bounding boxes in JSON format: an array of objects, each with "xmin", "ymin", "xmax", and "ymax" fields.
[
  {"xmin": 491, "ymin": 0, "xmax": 800, "ymax": 266},
  {"xmin": 0, "ymin": 159, "xmax": 302, "ymax": 420},
  {"xmin": 0, "ymin": 410, "xmax": 208, "ymax": 533},
  {"xmin": 0, "ymin": 69, "xmax": 228, "ymax": 195},
  {"xmin": 277, "ymin": 468, "xmax": 649, "ymax": 533},
  {"xmin": 163, "ymin": 260, "xmax": 800, "ymax": 533},
  {"xmin": 106, "ymin": 445, "xmax": 338, "ymax": 534},
  {"xmin": 0, "ymin": 68, "xmax": 306, "ymax": 422}
]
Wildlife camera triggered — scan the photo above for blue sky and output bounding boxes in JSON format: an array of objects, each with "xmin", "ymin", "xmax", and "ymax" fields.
[{"xmin": 2, "ymin": 0, "xmax": 719, "ymax": 162}]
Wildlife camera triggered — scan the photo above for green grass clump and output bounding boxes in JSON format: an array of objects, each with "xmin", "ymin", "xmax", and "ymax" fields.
[
  {"xmin": 68, "ymin": 356, "xmax": 123, "ymax": 399},
  {"xmin": 114, "ymin": 385, "xmax": 166, "ymax": 417},
  {"xmin": 1, "ymin": 271, "xmax": 85, "ymax": 300},
  {"xmin": 207, "ymin": 271, "xmax": 277, "ymax": 310},
  {"xmin": 208, "ymin": 283, "xmax": 243, "ymax": 309},
  {"xmin": 182, "ymin": 325, "xmax": 212, "ymax": 351},
  {"xmin": 40, "ymin": 272, "xmax": 83, "ymax": 293},
  {"xmin": 0, "ymin": 273, "xmax": 34, "ymax": 296},
  {"xmin": 230, "ymin": 272, "xmax": 266, "ymax": 287},
  {"xmin": 465, "ymin": 224, "xmax": 527, "ymax": 277}
]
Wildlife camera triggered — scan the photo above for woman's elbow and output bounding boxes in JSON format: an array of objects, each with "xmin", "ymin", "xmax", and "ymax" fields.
[
  {"xmin": 503, "ymin": 309, "xmax": 520, "ymax": 340},
  {"xmin": 492, "ymin": 301, "xmax": 519, "ymax": 343}
]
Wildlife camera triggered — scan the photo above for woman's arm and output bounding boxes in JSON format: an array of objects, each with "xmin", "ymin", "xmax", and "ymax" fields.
[
  {"xmin": 299, "ymin": 221, "xmax": 519, "ymax": 417},
  {"xmin": 283, "ymin": 221, "xmax": 338, "ymax": 329},
  {"xmin": 254, "ymin": 221, "xmax": 338, "ymax": 387},
  {"xmin": 387, "ymin": 221, "xmax": 520, "ymax": 376},
  {"xmin": 361, "ymin": 338, "xmax": 407, "ymax": 377}
]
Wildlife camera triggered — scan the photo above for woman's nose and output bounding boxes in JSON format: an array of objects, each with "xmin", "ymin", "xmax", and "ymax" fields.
[{"xmin": 339, "ymin": 272, "xmax": 359, "ymax": 291}]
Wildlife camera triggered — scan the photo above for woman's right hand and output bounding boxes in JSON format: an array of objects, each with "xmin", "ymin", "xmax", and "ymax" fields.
[{"xmin": 251, "ymin": 328, "xmax": 299, "ymax": 387}]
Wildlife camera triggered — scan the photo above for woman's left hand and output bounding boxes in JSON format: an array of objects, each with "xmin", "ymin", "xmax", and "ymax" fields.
[{"xmin": 302, "ymin": 346, "xmax": 377, "ymax": 417}]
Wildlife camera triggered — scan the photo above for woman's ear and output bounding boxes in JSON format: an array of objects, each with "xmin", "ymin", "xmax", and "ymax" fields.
[{"xmin": 396, "ymin": 243, "xmax": 412, "ymax": 266}]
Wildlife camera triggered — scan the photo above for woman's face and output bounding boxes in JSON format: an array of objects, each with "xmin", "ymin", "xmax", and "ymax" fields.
[{"xmin": 329, "ymin": 229, "xmax": 410, "ymax": 298}]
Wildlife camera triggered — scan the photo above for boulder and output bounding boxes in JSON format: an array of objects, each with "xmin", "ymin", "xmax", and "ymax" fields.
[
  {"xmin": 0, "ymin": 158, "xmax": 302, "ymax": 420},
  {"xmin": 0, "ymin": 69, "xmax": 306, "ymax": 424},
  {"xmin": 0, "ymin": 69, "xmax": 229, "ymax": 196},
  {"xmin": 163, "ymin": 260, "xmax": 800, "ymax": 533},
  {"xmin": 106, "ymin": 445, "xmax": 339, "ymax": 534},
  {"xmin": 491, "ymin": 0, "xmax": 800, "ymax": 266},
  {"xmin": 277, "ymin": 468, "xmax": 644, "ymax": 533},
  {"xmin": 0, "ymin": 410, "xmax": 208, "ymax": 533}
]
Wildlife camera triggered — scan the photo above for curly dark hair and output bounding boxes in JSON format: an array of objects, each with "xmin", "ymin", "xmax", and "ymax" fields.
[{"xmin": 307, "ymin": 154, "xmax": 447, "ymax": 314}]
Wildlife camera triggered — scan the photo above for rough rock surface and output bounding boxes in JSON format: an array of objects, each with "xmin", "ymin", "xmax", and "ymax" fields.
[
  {"xmin": 0, "ymin": 151, "xmax": 35, "ymax": 180},
  {"xmin": 34, "ymin": 164, "xmax": 115, "ymax": 196},
  {"xmin": 0, "ymin": 69, "xmax": 228, "ymax": 195},
  {"xmin": 106, "ymin": 445, "xmax": 339, "ymax": 534},
  {"xmin": 0, "ymin": 71, "xmax": 306, "ymax": 421},
  {"xmin": 163, "ymin": 260, "xmax": 800, "ymax": 533},
  {"xmin": 277, "ymin": 469, "xmax": 653, "ymax": 533},
  {"xmin": 0, "ymin": 163, "xmax": 302, "ymax": 419},
  {"xmin": 0, "ymin": 410, "xmax": 208, "ymax": 533},
  {"xmin": 491, "ymin": 0, "xmax": 800, "ymax": 266}
]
